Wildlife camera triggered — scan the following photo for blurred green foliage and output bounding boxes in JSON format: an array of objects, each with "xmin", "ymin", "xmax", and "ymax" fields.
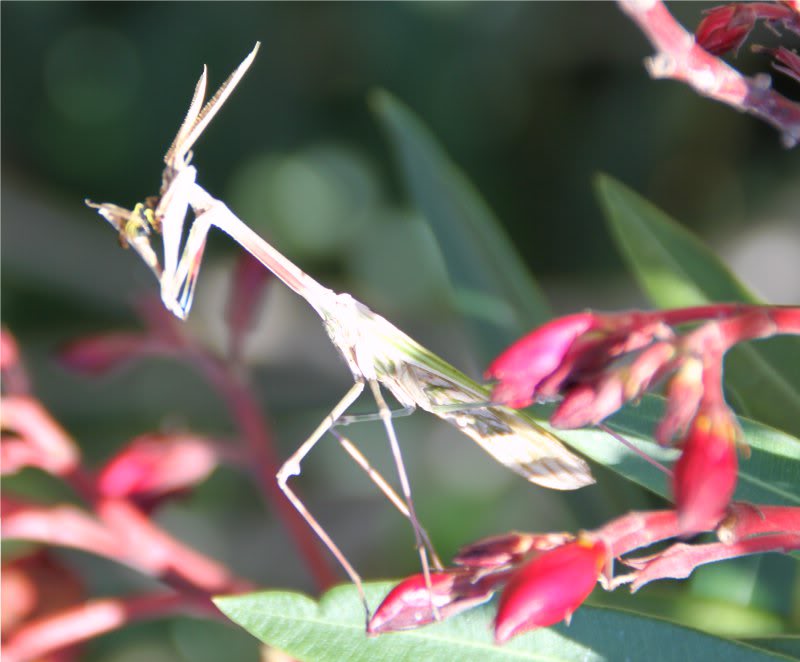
[{"xmin": 2, "ymin": 3, "xmax": 799, "ymax": 660}]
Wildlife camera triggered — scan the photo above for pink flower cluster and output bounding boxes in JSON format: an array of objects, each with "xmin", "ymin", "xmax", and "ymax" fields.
[
  {"xmin": 488, "ymin": 304, "xmax": 799, "ymax": 535},
  {"xmin": 372, "ymin": 303, "xmax": 800, "ymax": 643},
  {"xmin": 0, "ymin": 255, "xmax": 333, "ymax": 661},
  {"xmin": 0, "ymin": 326, "xmax": 247, "ymax": 661},
  {"xmin": 370, "ymin": 507, "xmax": 800, "ymax": 643}
]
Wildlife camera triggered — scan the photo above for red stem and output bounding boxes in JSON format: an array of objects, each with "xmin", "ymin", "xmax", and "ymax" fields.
[
  {"xmin": 136, "ymin": 299, "xmax": 336, "ymax": 588},
  {"xmin": 617, "ymin": 0, "xmax": 800, "ymax": 148},
  {"xmin": 597, "ymin": 509, "xmax": 680, "ymax": 558},
  {"xmin": 679, "ymin": 306, "xmax": 800, "ymax": 360},
  {"xmin": 721, "ymin": 503, "xmax": 800, "ymax": 540},
  {"xmin": 619, "ymin": 303, "xmax": 800, "ymax": 330},
  {"xmin": 188, "ymin": 348, "xmax": 337, "ymax": 590},
  {"xmin": 626, "ymin": 532, "xmax": 800, "ymax": 591}
]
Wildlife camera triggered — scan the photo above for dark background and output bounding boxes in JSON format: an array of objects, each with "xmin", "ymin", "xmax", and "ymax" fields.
[{"xmin": 3, "ymin": 3, "xmax": 799, "ymax": 659}]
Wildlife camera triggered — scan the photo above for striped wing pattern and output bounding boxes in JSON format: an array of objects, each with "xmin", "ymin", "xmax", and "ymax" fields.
[
  {"xmin": 396, "ymin": 363, "xmax": 593, "ymax": 490},
  {"xmin": 366, "ymin": 317, "xmax": 595, "ymax": 490}
]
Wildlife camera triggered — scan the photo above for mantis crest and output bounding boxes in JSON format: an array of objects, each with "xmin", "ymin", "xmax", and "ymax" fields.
[{"xmin": 87, "ymin": 43, "xmax": 594, "ymax": 616}]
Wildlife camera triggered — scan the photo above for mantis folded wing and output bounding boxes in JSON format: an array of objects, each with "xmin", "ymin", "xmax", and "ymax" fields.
[{"xmin": 87, "ymin": 43, "xmax": 594, "ymax": 615}]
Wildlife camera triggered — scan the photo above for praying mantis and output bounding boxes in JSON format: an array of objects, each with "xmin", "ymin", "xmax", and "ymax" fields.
[{"xmin": 87, "ymin": 43, "xmax": 594, "ymax": 614}]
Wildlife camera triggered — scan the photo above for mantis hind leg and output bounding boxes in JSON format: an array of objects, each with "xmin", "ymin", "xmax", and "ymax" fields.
[
  {"xmin": 367, "ymin": 380, "xmax": 442, "ymax": 619},
  {"xmin": 330, "ymin": 425, "xmax": 443, "ymax": 570}
]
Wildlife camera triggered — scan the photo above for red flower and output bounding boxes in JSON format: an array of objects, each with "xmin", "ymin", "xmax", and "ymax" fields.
[
  {"xmin": 494, "ymin": 537, "xmax": 607, "ymax": 644},
  {"xmin": 551, "ymin": 339, "xmax": 677, "ymax": 428},
  {"xmin": 695, "ymin": 4, "xmax": 757, "ymax": 56},
  {"xmin": 655, "ymin": 357, "xmax": 704, "ymax": 445},
  {"xmin": 367, "ymin": 570, "xmax": 499, "ymax": 635},
  {"xmin": 98, "ymin": 433, "xmax": 218, "ymax": 506},
  {"xmin": 673, "ymin": 405, "xmax": 739, "ymax": 535},
  {"xmin": 486, "ymin": 313, "xmax": 599, "ymax": 407},
  {"xmin": 487, "ymin": 310, "xmax": 674, "ymax": 410}
]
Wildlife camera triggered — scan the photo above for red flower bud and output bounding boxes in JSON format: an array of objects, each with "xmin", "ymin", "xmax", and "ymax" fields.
[
  {"xmin": 551, "ymin": 379, "xmax": 625, "ymax": 429},
  {"xmin": 494, "ymin": 537, "xmax": 607, "ymax": 644},
  {"xmin": 695, "ymin": 4, "xmax": 757, "ymax": 56},
  {"xmin": 368, "ymin": 570, "xmax": 499, "ymax": 635},
  {"xmin": 623, "ymin": 341, "xmax": 677, "ymax": 399},
  {"xmin": 550, "ymin": 339, "xmax": 676, "ymax": 428},
  {"xmin": 98, "ymin": 433, "xmax": 218, "ymax": 503},
  {"xmin": 655, "ymin": 357, "xmax": 704, "ymax": 445},
  {"xmin": 486, "ymin": 313, "xmax": 598, "ymax": 408},
  {"xmin": 673, "ymin": 405, "xmax": 738, "ymax": 535}
]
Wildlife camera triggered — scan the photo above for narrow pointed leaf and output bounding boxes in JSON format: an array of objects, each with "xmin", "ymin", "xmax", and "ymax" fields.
[
  {"xmin": 594, "ymin": 174, "xmax": 800, "ymax": 437},
  {"xmin": 371, "ymin": 90, "xmax": 550, "ymax": 362},
  {"xmin": 216, "ymin": 583, "xmax": 792, "ymax": 662}
]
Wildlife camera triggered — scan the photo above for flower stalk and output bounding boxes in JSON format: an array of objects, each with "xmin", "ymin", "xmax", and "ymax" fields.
[
  {"xmin": 371, "ymin": 504, "xmax": 800, "ymax": 642},
  {"xmin": 617, "ymin": 0, "xmax": 800, "ymax": 147}
]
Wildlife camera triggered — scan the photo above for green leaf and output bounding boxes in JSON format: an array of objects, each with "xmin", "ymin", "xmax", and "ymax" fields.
[
  {"xmin": 216, "ymin": 583, "xmax": 793, "ymax": 662},
  {"xmin": 545, "ymin": 396, "xmax": 800, "ymax": 507},
  {"xmin": 370, "ymin": 90, "xmax": 550, "ymax": 363},
  {"xmin": 594, "ymin": 174, "xmax": 800, "ymax": 437}
]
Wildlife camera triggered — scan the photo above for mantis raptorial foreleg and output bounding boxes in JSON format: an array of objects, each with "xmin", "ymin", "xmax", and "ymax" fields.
[
  {"xmin": 162, "ymin": 195, "xmax": 212, "ymax": 319},
  {"xmin": 156, "ymin": 166, "xmax": 198, "ymax": 316},
  {"xmin": 148, "ymin": 41, "xmax": 261, "ymax": 319}
]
